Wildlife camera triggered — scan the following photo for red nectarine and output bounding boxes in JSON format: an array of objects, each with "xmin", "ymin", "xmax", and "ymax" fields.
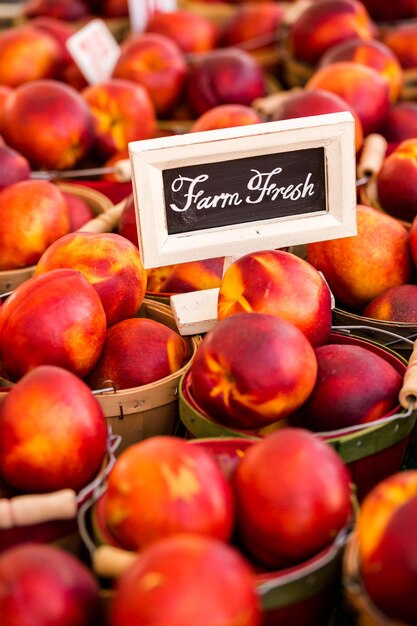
[
  {"xmin": 110, "ymin": 534, "xmax": 261, "ymax": 626},
  {"xmin": 35, "ymin": 231, "xmax": 147, "ymax": 327},
  {"xmin": 0, "ymin": 364, "xmax": 108, "ymax": 493},
  {"xmin": 87, "ymin": 317, "xmax": 188, "ymax": 390},
  {"xmin": 0, "ymin": 268, "xmax": 107, "ymax": 381},
  {"xmin": 233, "ymin": 428, "xmax": 352, "ymax": 569},
  {"xmin": 217, "ymin": 249, "xmax": 332, "ymax": 347},
  {"xmin": 190, "ymin": 312, "xmax": 318, "ymax": 430},
  {"xmin": 102, "ymin": 436, "xmax": 235, "ymax": 550}
]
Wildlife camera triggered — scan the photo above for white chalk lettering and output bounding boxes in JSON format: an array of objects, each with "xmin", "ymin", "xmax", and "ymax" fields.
[
  {"xmin": 170, "ymin": 174, "xmax": 242, "ymax": 212},
  {"xmin": 246, "ymin": 169, "xmax": 315, "ymax": 204},
  {"xmin": 168, "ymin": 169, "xmax": 316, "ymax": 214},
  {"xmin": 170, "ymin": 174, "xmax": 208, "ymax": 212},
  {"xmin": 196, "ymin": 192, "xmax": 241, "ymax": 210}
]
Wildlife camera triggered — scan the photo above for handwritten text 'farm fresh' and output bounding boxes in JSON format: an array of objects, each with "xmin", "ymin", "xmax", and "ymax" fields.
[{"xmin": 169, "ymin": 168, "xmax": 315, "ymax": 213}]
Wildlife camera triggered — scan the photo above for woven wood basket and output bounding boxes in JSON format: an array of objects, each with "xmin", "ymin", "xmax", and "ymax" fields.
[
  {"xmin": 179, "ymin": 330, "xmax": 417, "ymax": 502},
  {"xmin": 80, "ymin": 436, "xmax": 353, "ymax": 626},
  {"xmin": 92, "ymin": 298, "xmax": 201, "ymax": 455}
]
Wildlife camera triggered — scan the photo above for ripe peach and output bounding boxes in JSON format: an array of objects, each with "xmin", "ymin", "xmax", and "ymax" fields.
[
  {"xmin": 147, "ymin": 257, "xmax": 224, "ymax": 294},
  {"xmin": 0, "ymin": 179, "xmax": 70, "ymax": 271},
  {"xmin": 35, "ymin": 232, "xmax": 147, "ymax": 327},
  {"xmin": 82, "ymin": 78, "xmax": 156, "ymax": 159},
  {"xmin": 306, "ymin": 204, "xmax": 413, "ymax": 310},
  {"xmin": 360, "ymin": 0, "xmax": 417, "ymax": 21},
  {"xmin": 363, "ymin": 284, "xmax": 417, "ymax": 322},
  {"xmin": 191, "ymin": 103, "xmax": 263, "ymax": 132},
  {"xmin": 0, "ymin": 543, "xmax": 101, "ymax": 626},
  {"xmin": 87, "ymin": 317, "xmax": 188, "ymax": 390},
  {"xmin": 190, "ymin": 312, "xmax": 318, "ymax": 430},
  {"xmin": 62, "ymin": 191, "xmax": 95, "ymax": 231},
  {"xmin": 0, "ymin": 144, "xmax": 31, "ymax": 191},
  {"xmin": 101, "ymin": 0, "xmax": 128, "ymax": 18},
  {"xmin": 110, "ymin": 534, "xmax": 261, "ymax": 626},
  {"xmin": 60, "ymin": 59, "xmax": 88, "ymax": 91},
  {"xmin": 1, "ymin": 79, "xmax": 95, "ymax": 170},
  {"xmin": 102, "ymin": 436, "xmax": 235, "ymax": 550},
  {"xmin": 383, "ymin": 22, "xmax": 417, "ymax": 70},
  {"xmin": 220, "ymin": 2, "xmax": 284, "ymax": 51},
  {"xmin": 0, "ymin": 85, "xmax": 12, "ymax": 125},
  {"xmin": 292, "ymin": 343, "xmax": 402, "ymax": 432},
  {"xmin": 289, "ymin": 0, "xmax": 376, "ymax": 66},
  {"xmin": 186, "ymin": 48, "xmax": 266, "ymax": 116},
  {"xmin": 112, "ymin": 33, "xmax": 188, "ymax": 117},
  {"xmin": 0, "ymin": 365, "xmax": 107, "ymax": 493},
  {"xmin": 270, "ymin": 87, "xmax": 363, "ymax": 153},
  {"xmin": 409, "ymin": 212, "xmax": 417, "ymax": 267},
  {"xmin": 306, "ymin": 61, "xmax": 390, "ymax": 136},
  {"xmin": 233, "ymin": 428, "xmax": 352, "ymax": 569},
  {"xmin": 23, "ymin": 0, "xmax": 90, "ymax": 20},
  {"xmin": 146, "ymin": 10, "xmax": 220, "ymax": 54},
  {"xmin": 0, "ymin": 24, "xmax": 61, "ymax": 87},
  {"xmin": 381, "ymin": 101, "xmax": 417, "ymax": 145},
  {"xmin": 356, "ymin": 470, "xmax": 417, "ymax": 624},
  {"xmin": 376, "ymin": 139, "xmax": 417, "ymax": 222},
  {"xmin": 217, "ymin": 249, "xmax": 332, "ymax": 347},
  {"xmin": 0, "ymin": 269, "xmax": 107, "ymax": 381},
  {"xmin": 319, "ymin": 38, "xmax": 403, "ymax": 102},
  {"xmin": 31, "ymin": 15, "xmax": 76, "ymax": 67},
  {"xmin": 117, "ymin": 193, "xmax": 138, "ymax": 245}
]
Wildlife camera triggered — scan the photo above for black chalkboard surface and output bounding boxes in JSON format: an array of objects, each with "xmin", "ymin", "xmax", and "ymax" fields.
[{"xmin": 163, "ymin": 147, "xmax": 326, "ymax": 235}]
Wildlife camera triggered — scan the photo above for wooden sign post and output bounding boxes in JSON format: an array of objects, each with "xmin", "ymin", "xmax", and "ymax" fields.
[{"xmin": 129, "ymin": 112, "xmax": 357, "ymax": 334}]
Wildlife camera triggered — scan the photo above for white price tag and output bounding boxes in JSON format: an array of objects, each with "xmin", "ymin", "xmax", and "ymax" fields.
[
  {"xmin": 128, "ymin": 0, "xmax": 177, "ymax": 32},
  {"xmin": 66, "ymin": 19, "xmax": 121, "ymax": 85}
]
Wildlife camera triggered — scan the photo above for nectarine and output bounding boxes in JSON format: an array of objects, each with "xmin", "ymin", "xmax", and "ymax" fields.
[
  {"xmin": 376, "ymin": 139, "xmax": 417, "ymax": 222},
  {"xmin": 289, "ymin": 0, "xmax": 376, "ymax": 66},
  {"xmin": 190, "ymin": 312, "xmax": 318, "ymax": 430},
  {"xmin": 233, "ymin": 428, "xmax": 352, "ymax": 568},
  {"xmin": 306, "ymin": 61, "xmax": 390, "ymax": 136},
  {"xmin": 0, "ymin": 179, "xmax": 70, "ymax": 271},
  {"xmin": 1, "ymin": 79, "xmax": 95, "ymax": 170},
  {"xmin": 102, "ymin": 436, "xmax": 235, "ymax": 550},
  {"xmin": 0, "ymin": 543, "xmax": 101, "ymax": 626},
  {"xmin": 110, "ymin": 534, "xmax": 261, "ymax": 626},
  {"xmin": 112, "ymin": 32, "xmax": 188, "ymax": 117},
  {"xmin": 87, "ymin": 317, "xmax": 188, "ymax": 390},
  {"xmin": 292, "ymin": 343, "xmax": 403, "ymax": 431},
  {"xmin": 35, "ymin": 231, "xmax": 147, "ymax": 327},
  {"xmin": 217, "ymin": 249, "xmax": 332, "ymax": 346},
  {"xmin": 306, "ymin": 204, "xmax": 413, "ymax": 310},
  {"xmin": 356, "ymin": 470, "xmax": 417, "ymax": 624},
  {"xmin": 0, "ymin": 268, "xmax": 107, "ymax": 381},
  {"xmin": 82, "ymin": 78, "xmax": 156, "ymax": 159},
  {"xmin": 0, "ymin": 364, "xmax": 108, "ymax": 493}
]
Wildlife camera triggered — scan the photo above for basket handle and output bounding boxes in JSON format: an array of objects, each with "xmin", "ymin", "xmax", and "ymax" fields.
[
  {"xmin": 399, "ymin": 339, "xmax": 417, "ymax": 409},
  {"xmin": 93, "ymin": 544, "xmax": 137, "ymax": 578},
  {"xmin": 77, "ymin": 196, "xmax": 131, "ymax": 234},
  {"xmin": 357, "ymin": 133, "xmax": 387, "ymax": 181},
  {"xmin": 0, "ymin": 489, "xmax": 77, "ymax": 529}
]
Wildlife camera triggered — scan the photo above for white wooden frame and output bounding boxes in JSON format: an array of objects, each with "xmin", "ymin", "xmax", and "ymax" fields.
[{"xmin": 129, "ymin": 112, "xmax": 357, "ymax": 269}]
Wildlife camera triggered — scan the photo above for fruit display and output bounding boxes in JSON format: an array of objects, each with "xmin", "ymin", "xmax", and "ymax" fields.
[{"xmin": 2, "ymin": 1, "xmax": 417, "ymax": 625}]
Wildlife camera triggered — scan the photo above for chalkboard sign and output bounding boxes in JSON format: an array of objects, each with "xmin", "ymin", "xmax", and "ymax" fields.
[
  {"xmin": 164, "ymin": 147, "xmax": 326, "ymax": 235},
  {"xmin": 129, "ymin": 112, "xmax": 356, "ymax": 269}
]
